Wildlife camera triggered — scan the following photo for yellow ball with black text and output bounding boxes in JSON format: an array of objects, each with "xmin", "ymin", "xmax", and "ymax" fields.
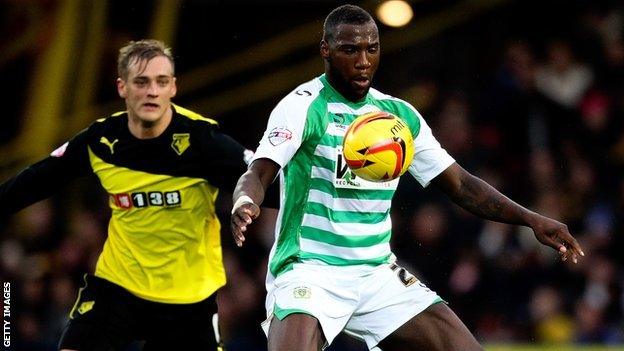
[{"xmin": 343, "ymin": 111, "xmax": 414, "ymax": 182}]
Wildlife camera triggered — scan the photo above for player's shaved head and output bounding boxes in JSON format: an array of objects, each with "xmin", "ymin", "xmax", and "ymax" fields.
[
  {"xmin": 323, "ymin": 4, "xmax": 375, "ymax": 43},
  {"xmin": 118, "ymin": 39, "xmax": 175, "ymax": 80}
]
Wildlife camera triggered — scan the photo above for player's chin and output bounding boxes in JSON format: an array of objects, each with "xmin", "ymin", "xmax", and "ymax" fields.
[
  {"xmin": 137, "ymin": 111, "xmax": 162, "ymax": 123},
  {"xmin": 350, "ymin": 81, "xmax": 370, "ymax": 97}
]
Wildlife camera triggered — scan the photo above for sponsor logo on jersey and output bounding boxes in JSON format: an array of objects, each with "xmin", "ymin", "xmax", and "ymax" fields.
[
  {"xmin": 171, "ymin": 133, "xmax": 191, "ymax": 155},
  {"xmin": 78, "ymin": 301, "xmax": 95, "ymax": 315},
  {"xmin": 100, "ymin": 137, "xmax": 119, "ymax": 154},
  {"xmin": 293, "ymin": 286, "xmax": 311, "ymax": 299},
  {"xmin": 268, "ymin": 127, "xmax": 292, "ymax": 146},
  {"xmin": 50, "ymin": 142, "xmax": 69, "ymax": 157},
  {"xmin": 333, "ymin": 147, "xmax": 397, "ymax": 190},
  {"xmin": 110, "ymin": 191, "xmax": 182, "ymax": 209},
  {"xmin": 335, "ymin": 150, "xmax": 360, "ymax": 187}
]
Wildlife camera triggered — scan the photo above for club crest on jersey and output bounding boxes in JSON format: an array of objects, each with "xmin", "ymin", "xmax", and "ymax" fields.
[
  {"xmin": 293, "ymin": 286, "xmax": 311, "ymax": 299},
  {"xmin": 100, "ymin": 137, "xmax": 119, "ymax": 154},
  {"xmin": 268, "ymin": 127, "xmax": 292, "ymax": 146},
  {"xmin": 171, "ymin": 133, "xmax": 190, "ymax": 155}
]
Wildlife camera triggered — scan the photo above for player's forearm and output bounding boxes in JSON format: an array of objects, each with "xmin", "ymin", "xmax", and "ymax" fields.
[
  {"xmin": 0, "ymin": 154, "xmax": 88, "ymax": 216},
  {"xmin": 447, "ymin": 170, "xmax": 535, "ymax": 226},
  {"xmin": 0, "ymin": 160, "xmax": 61, "ymax": 215},
  {"xmin": 233, "ymin": 170, "xmax": 267, "ymax": 206},
  {"xmin": 233, "ymin": 158, "xmax": 281, "ymax": 206}
]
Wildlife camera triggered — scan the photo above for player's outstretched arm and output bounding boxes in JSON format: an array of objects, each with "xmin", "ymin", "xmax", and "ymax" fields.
[
  {"xmin": 431, "ymin": 162, "xmax": 584, "ymax": 263},
  {"xmin": 230, "ymin": 158, "xmax": 280, "ymax": 247},
  {"xmin": 0, "ymin": 159, "xmax": 63, "ymax": 216},
  {"xmin": 0, "ymin": 131, "xmax": 90, "ymax": 218}
]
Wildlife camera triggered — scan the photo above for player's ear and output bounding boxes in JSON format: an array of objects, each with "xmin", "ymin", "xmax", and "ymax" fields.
[
  {"xmin": 117, "ymin": 78, "xmax": 127, "ymax": 98},
  {"xmin": 320, "ymin": 40, "xmax": 330, "ymax": 60},
  {"xmin": 171, "ymin": 77, "xmax": 177, "ymax": 97}
]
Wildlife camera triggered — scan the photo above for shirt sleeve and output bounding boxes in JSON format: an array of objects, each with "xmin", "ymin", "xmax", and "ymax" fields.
[
  {"xmin": 200, "ymin": 127, "xmax": 250, "ymax": 192},
  {"xmin": 251, "ymin": 95, "xmax": 307, "ymax": 168},
  {"xmin": 0, "ymin": 128, "xmax": 92, "ymax": 216},
  {"xmin": 407, "ymin": 109, "xmax": 455, "ymax": 187}
]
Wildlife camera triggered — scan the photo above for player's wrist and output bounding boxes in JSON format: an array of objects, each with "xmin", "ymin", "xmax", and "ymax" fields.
[
  {"xmin": 232, "ymin": 195, "xmax": 255, "ymax": 214},
  {"xmin": 522, "ymin": 209, "xmax": 541, "ymax": 229}
]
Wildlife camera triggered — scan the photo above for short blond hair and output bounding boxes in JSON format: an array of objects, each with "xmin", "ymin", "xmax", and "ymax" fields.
[{"xmin": 117, "ymin": 39, "xmax": 175, "ymax": 80}]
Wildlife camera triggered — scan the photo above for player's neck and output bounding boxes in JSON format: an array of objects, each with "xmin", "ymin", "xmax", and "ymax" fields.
[
  {"xmin": 127, "ymin": 107, "xmax": 173, "ymax": 139},
  {"xmin": 325, "ymin": 72, "xmax": 366, "ymax": 103}
]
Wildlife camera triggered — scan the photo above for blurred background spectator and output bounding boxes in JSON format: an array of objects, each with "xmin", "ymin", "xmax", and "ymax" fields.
[{"xmin": 0, "ymin": 0, "xmax": 623, "ymax": 350}]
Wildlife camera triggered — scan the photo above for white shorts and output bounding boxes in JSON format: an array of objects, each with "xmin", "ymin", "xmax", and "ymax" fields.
[{"xmin": 261, "ymin": 261, "xmax": 443, "ymax": 350}]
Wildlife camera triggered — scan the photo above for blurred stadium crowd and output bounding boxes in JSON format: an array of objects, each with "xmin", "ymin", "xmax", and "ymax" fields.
[{"xmin": 1, "ymin": 1, "xmax": 624, "ymax": 350}]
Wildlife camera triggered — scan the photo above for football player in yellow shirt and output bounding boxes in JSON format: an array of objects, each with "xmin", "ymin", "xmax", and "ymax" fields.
[{"xmin": 1, "ymin": 39, "xmax": 247, "ymax": 350}]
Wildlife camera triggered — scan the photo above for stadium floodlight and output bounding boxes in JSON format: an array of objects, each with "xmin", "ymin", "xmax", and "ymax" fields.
[{"xmin": 376, "ymin": 0, "xmax": 414, "ymax": 27}]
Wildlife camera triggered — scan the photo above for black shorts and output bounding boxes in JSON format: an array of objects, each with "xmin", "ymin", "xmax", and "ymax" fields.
[{"xmin": 58, "ymin": 275, "xmax": 223, "ymax": 351}]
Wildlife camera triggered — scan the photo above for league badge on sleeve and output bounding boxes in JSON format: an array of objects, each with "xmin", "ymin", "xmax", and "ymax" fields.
[{"xmin": 268, "ymin": 127, "xmax": 292, "ymax": 146}]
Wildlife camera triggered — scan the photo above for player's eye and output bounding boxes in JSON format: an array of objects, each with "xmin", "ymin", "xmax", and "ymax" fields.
[
  {"xmin": 342, "ymin": 46, "xmax": 357, "ymax": 55},
  {"xmin": 157, "ymin": 79, "xmax": 169, "ymax": 86},
  {"xmin": 134, "ymin": 79, "xmax": 148, "ymax": 86},
  {"xmin": 368, "ymin": 45, "xmax": 379, "ymax": 54}
]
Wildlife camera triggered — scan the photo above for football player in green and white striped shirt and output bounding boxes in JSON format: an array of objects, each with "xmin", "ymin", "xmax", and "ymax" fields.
[{"xmin": 231, "ymin": 5, "xmax": 584, "ymax": 351}]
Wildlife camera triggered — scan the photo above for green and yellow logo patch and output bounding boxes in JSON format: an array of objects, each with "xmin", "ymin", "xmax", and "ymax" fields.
[{"xmin": 293, "ymin": 286, "xmax": 311, "ymax": 299}]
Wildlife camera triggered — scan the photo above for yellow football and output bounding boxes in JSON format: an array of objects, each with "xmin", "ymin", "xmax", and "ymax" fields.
[{"xmin": 343, "ymin": 111, "xmax": 414, "ymax": 182}]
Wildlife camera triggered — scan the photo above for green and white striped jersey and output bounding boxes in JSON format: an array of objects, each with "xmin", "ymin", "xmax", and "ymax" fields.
[{"xmin": 253, "ymin": 75, "xmax": 454, "ymax": 278}]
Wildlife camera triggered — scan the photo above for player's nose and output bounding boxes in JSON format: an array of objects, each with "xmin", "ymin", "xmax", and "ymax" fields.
[
  {"xmin": 147, "ymin": 81, "xmax": 159, "ymax": 96},
  {"xmin": 355, "ymin": 51, "xmax": 371, "ymax": 69}
]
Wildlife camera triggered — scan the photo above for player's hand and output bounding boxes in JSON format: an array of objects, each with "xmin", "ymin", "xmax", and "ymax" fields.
[
  {"xmin": 230, "ymin": 202, "xmax": 260, "ymax": 247},
  {"xmin": 530, "ymin": 214, "xmax": 584, "ymax": 263}
]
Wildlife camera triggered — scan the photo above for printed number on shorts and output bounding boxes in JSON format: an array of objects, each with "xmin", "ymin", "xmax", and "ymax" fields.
[{"xmin": 390, "ymin": 263, "xmax": 418, "ymax": 287}]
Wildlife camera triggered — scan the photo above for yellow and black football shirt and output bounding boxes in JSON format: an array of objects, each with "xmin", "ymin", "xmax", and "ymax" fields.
[{"xmin": 0, "ymin": 104, "xmax": 250, "ymax": 303}]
